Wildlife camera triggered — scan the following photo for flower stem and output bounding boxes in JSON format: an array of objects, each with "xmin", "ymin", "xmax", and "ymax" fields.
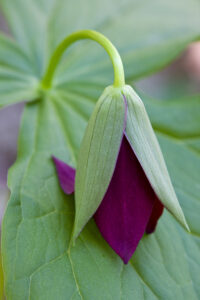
[{"xmin": 42, "ymin": 30, "xmax": 125, "ymax": 88}]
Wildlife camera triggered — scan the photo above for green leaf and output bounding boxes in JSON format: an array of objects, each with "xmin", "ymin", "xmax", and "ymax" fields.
[
  {"xmin": 74, "ymin": 86, "xmax": 125, "ymax": 240},
  {"xmin": 0, "ymin": 33, "xmax": 39, "ymax": 107},
  {"xmin": 124, "ymin": 85, "xmax": 188, "ymax": 230},
  {"xmin": 2, "ymin": 87, "xmax": 200, "ymax": 298},
  {"xmin": 0, "ymin": 251, "xmax": 4, "ymax": 299},
  {"xmin": 1, "ymin": 0, "xmax": 200, "ymax": 298},
  {"xmin": 1, "ymin": 0, "xmax": 200, "ymax": 85}
]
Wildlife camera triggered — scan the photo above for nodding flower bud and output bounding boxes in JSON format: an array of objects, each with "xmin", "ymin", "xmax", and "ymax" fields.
[{"xmin": 53, "ymin": 84, "xmax": 189, "ymax": 264}]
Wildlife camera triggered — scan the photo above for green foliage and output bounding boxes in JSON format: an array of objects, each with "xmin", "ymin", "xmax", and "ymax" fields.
[
  {"xmin": 0, "ymin": 34, "xmax": 39, "ymax": 106},
  {"xmin": 0, "ymin": 252, "xmax": 4, "ymax": 299},
  {"xmin": 0, "ymin": 0, "xmax": 200, "ymax": 299}
]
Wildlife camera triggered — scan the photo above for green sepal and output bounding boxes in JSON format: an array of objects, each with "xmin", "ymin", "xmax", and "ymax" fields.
[
  {"xmin": 123, "ymin": 85, "xmax": 189, "ymax": 231},
  {"xmin": 72, "ymin": 85, "xmax": 126, "ymax": 241}
]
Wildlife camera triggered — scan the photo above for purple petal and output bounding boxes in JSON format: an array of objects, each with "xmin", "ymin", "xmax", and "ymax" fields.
[
  {"xmin": 52, "ymin": 156, "xmax": 75, "ymax": 194},
  {"xmin": 146, "ymin": 199, "xmax": 164, "ymax": 234},
  {"xmin": 94, "ymin": 136, "xmax": 156, "ymax": 264}
]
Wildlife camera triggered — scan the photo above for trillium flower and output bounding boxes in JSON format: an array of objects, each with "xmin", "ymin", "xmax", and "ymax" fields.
[{"xmin": 53, "ymin": 85, "xmax": 189, "ymax": 264}]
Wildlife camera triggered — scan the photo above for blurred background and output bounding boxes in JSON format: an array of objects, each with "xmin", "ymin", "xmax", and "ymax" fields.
[
  {"xmin": 0, "ymin": 10, "xmax": 200, "ymax": 226},
  {"xmin": 0, "ymin": 6, "xmax": 200, "ymax": 299}
]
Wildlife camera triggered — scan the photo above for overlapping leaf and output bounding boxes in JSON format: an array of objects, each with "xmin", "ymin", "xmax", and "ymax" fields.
[
  {"xmin": 1, "ymin": 0, "xmax": 200, "ymax": 95},
  {"xmin": 0, "ymin": 34, "xmax": 39, "ymax": 106},
  {"xmin": 0, "ymin": 0, "xmax": 200, "ymax": 299},
  {"xmin": 2, "ymin": 88, "xmax": 200, "ymax": 299}
]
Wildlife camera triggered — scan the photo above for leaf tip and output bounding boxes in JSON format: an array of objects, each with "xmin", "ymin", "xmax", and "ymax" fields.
[
  {"xmin": 176, "ymin": 209, "xmax": 190, "ymax": 232},
  {"xmin": 184, "ymin": 220, "xmax": 190, "ymax": 233}
]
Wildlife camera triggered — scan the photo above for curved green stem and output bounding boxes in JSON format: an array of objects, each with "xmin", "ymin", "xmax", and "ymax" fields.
[{"xmin": 42, "ymin": 30, "xmax": 125, "ymax": 88}]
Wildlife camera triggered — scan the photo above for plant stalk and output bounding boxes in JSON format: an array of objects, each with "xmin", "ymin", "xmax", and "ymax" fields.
[{"xmin": 42, "ymin": 30, "xmax": 125, "ymax": 88}]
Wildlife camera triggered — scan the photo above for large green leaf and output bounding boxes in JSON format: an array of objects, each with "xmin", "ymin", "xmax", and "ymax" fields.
[
  {"xmin": 0, "ymin": 252, "xmax": 4, "ymax": 299},
  {"xmin": 1, "ymin": 0, "xmax": 200, "ymax": 298},
  {"xmin": 2, "ymin": 87, "xmax": 200, "ymax": 299},
  {"xmin": 0, "ymin": 0, "xmax": 199, "ymax": 107},
  {"xmin": 0, "ymin": 34, "xmax": 39, "ymax": 106},
  {"xmin": 1, "ymin": 0, "xmax": 200, "ymax": 87}
]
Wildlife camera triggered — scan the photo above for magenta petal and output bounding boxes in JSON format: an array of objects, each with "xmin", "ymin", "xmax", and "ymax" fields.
[
  {"xmin": 94, "ymin": 136, "xmax": 156, "ymax": 264},
  {"xmin": 52, "ymin": 156, "xmax": 75, "ymax": 194},
  {"xmin": 146, "ymin": 199, "xmax": 164, "ymax": 234}
]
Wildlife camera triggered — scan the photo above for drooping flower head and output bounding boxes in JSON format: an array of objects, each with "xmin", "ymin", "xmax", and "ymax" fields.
[{"xmin": 53, "ymin": 85, "xmax": 189, "ymax": 264}]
